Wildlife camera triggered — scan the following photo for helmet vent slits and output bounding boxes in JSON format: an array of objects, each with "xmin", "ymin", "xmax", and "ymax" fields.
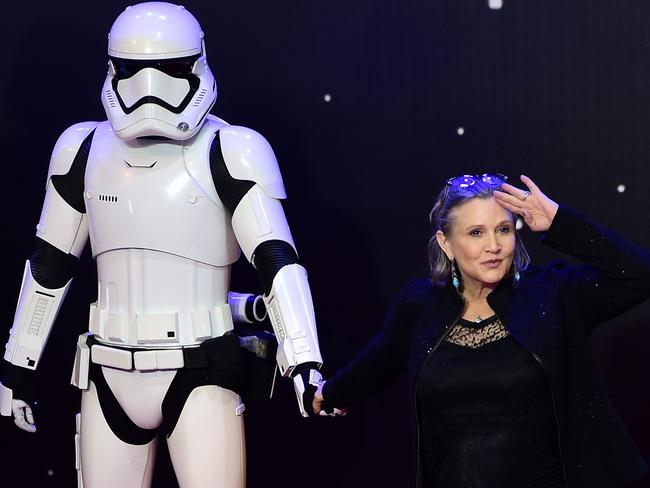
[
  {"xmin": 193, "ymin": 89, "xmax": 208, "ymax": 107},
  {"xmin": 105, "ymin": 90, "xmax": 117, "ymax": 108}
]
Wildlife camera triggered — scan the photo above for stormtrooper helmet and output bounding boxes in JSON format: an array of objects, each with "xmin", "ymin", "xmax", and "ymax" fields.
[{"xmin": 101, "ymin": 2, "xmax": 217, "ymax": 140}]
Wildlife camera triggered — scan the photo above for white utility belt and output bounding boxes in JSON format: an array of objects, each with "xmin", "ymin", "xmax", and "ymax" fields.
[
  {"xmin": 90, "ymin": 342, "xmax": 192, "ymax": 371},
  {"xmin": 71, "ymin": 333, "xmax": 228, "ymax": 390},
  {"xmin": 73, "ymin": 334, "xmax": 192, "ymax": 389}
]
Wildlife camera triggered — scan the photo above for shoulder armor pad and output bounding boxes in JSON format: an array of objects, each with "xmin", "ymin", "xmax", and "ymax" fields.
[
  {"xmin": 219, "ymin": 125, "xmax": 287, "ymax": 199},
  {"xmin": 47, "ymin": 121, "xmax": 102, "ymax": 182}
]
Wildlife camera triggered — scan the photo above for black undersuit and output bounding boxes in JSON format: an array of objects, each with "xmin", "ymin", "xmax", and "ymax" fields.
[{"xmin": 89, "ymin": 361, "xmax": 219, "ymax": 445}]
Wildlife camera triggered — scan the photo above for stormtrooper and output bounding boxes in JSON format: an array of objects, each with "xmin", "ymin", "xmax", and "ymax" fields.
[{"xmin": 0, "ymin": 3, "xmax": 324, "ymax": 486}]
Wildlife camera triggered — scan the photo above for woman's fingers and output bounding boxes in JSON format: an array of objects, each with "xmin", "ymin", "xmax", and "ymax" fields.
[
  {"xmin": 312, "ymin": 382, "xmax": 325, "ymax": 415},
  {"xmin": 499, "ymin": 182, "xmax": 522, "ymax": 195},
  {"xmin": 499, "ymin": 182, "xmax": 531, "ymax": 200},
  {"xmin": 318, "ymin": 406, "xmax": 347, "ymax": 417},
  {"xmin": 493, "ymin": 189, "xmax": 528, "ymax": 209},
  {"xmin": 494, "ymin": 193, "xmax": 524, "ymax": 216},
  {"xmin": 497, "ymin": 176, "xmax": 556, "ymax": 232},
  {"xmin": 496, "ymin": 176, "xmax": 540, "ymax": 200},
  {"xmin": 520, "ymin": 174, "xmax": 541, "ymax": 194}
]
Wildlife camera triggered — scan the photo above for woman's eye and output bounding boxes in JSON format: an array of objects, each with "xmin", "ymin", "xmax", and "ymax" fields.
[
  {"xmin": 469, "ymin": 229, "xmax": 482, "ymax": 237},
  {"xmin": 499, "ymin": 226, "xmax": 512, "ymax": 234}
]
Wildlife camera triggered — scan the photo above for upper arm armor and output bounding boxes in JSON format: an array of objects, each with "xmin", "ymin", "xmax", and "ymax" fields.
[
  {"xmin": 209, "ymin": 126, "xmax": 295, "ymax": 262},
  {"xmin": 217, "ymin": 125, "xmax": 287, "ymax": 200},
  {"xmin": 36, "ymin": 122, "xmax": 99, "ymax": 256}
]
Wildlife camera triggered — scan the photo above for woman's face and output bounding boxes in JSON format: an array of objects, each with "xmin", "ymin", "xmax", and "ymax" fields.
[{"xmin": 436, "ymin": 197, "xmax": 516, "ymax": 292}]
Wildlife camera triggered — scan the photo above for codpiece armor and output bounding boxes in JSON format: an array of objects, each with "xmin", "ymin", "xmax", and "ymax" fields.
[{"xmin": 0, "ymin": 3, "xmax": 323, "ymax": 487}]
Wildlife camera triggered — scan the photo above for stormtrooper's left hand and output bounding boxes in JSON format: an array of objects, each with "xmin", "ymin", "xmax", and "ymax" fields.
[
  {"xmin": 293, "ymin": 369, "xmax": 347, "ymax": 417},
  {"xmin": 292, "ymin": 368, "xmax": 324, "ymax": 418}
]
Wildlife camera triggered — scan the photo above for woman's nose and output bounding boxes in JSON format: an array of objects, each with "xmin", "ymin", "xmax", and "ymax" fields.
[{"xmin": 485, "ymin": 234, "xmax": 501, "ymax": 252}]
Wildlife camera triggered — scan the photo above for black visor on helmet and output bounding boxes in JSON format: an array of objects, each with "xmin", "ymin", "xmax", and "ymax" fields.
[
  {"xmin": 110, "ymin": 54, "xmax": 200, "ymax": 80},
  {"xmin": 109, "ymin": 54, "xmax": 202, "ymax": 115}
]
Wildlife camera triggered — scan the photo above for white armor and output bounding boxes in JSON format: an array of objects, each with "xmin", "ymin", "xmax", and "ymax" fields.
[
  {"xmin": 1, "ymin": 3, "xmax": 323, "ymax": 487},
  {"xmin": 85, "ymin": 118, "xmax": 239, "ymax": 348}
]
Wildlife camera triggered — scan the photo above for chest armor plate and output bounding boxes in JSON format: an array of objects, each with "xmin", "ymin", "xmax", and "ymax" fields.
[{"xmin": 84, "ymin": 120, "xmax": 239, "ymax": 266}]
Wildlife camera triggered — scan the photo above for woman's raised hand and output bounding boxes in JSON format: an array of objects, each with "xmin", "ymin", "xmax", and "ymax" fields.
[{"xmin": 494, "ymin": 175, "xmax": 559, "ymax": 232}]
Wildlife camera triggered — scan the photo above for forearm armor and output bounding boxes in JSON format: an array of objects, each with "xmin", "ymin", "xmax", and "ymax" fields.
[{"xmin": 4, "ymin": 260, "xmax": 72, "ymax": 370}]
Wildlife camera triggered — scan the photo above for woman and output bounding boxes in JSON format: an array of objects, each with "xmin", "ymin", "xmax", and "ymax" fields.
[{"xmin": 314, "ymin": 174, "xmax": 649, "ymax": 488}]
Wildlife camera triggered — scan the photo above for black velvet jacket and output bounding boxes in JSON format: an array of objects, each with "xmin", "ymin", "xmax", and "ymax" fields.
[{"xmin": 324, "ymin": 206, "xmax": 650, "ymax": 488}]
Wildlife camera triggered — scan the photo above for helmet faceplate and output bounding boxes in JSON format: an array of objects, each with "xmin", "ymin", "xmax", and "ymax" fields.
[{"xmin": 101, "ymin": 2, "xmax": 217, "ymax": 140}]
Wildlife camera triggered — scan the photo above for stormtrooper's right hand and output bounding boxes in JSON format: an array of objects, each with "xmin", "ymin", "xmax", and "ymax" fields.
[
  {"xmin": 0, "ymin": 362, "xmax": 37, "ymax": 433},
  {"xmin": 10, "ymin": 398, "xmax": 36, "ymax": 433}
]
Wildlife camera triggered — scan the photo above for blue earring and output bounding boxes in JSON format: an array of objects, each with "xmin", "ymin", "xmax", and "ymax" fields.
[
  {"xmin": 451, "ymin": 260, "xmax": 460, "ymax": 289},
  {"xmin": 514, "ymin": 270, "xmax": 521, "ymax": 283}
]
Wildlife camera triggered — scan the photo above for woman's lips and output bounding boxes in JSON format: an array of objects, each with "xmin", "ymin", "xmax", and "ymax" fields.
[{"xmin": 481, "ymin": 259, "xmax": 502, "ymax": 268}]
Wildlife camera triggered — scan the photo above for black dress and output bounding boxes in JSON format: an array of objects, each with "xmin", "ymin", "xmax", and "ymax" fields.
[{"xmin": 417, "ymin": 315, "xmax": 566, "ymax": 488}]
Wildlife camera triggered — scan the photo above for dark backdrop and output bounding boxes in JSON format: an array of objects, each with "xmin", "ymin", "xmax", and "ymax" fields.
[{"xmin": 1, "ymin": 1, "xmax": 649, "ymax": 486}]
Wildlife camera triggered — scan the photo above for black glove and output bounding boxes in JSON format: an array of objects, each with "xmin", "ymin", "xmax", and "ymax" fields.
[{"xmin": 292, "ymin": 365, "xmax": 322, "ymax": 418}]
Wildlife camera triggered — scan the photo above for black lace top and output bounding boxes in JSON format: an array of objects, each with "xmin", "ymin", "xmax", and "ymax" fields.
[{"xmin": 417, "ymin": 315, "xmax": 566, "ymax": 488}]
